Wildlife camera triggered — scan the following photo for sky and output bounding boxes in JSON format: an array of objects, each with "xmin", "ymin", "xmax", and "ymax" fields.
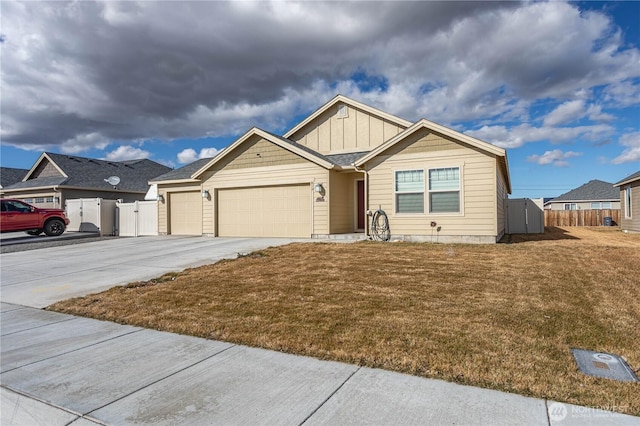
[{"xmin": 1, "ymin": 0, "xmax": 639, "ymax": 199}]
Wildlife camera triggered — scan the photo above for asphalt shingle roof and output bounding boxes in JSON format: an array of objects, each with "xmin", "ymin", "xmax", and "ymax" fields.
[
  {"xmin": 4, "ymin": 152, "xmax": 171, "ymax": 193},
  {"xmin": 325, "ymin": 151, "xmax": 370, "ymax": 167},
  {"xmin": 0, "ymin": 167, "xmax": 29, "ymax": 188},
  {"xmin": 550, "ymin": 179, "xmax": 618, "ymax": 202},
  {"xmin": 150, "ymin": 157, "xmax": 214, "ymax": 182},
  {"xmin": 615, "ymin": 170, "xmax": 640, "ymax": 185}
]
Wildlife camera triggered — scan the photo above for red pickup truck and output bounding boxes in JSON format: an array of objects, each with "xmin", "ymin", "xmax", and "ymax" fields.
[{"xmin": 0, "ymin": 198, "xmax": 70, "ymax": 236}]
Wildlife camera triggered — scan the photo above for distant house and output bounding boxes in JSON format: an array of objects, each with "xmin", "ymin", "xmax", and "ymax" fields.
[
  {"xmin": 0, "ymin": 167, "xmax": 29, "ymax": 195},
  {"xmin": 544, "ymin": 180, "xmax": 620, "ymax": 211},
  {"xmin": 614, "ymin": 170, "xmax": 640, "ymax": 233},
  {"xmin": 1, "ymin": 152, "xmax": 171, "ymax": 209},
  {"xmin": 151, "ymin": 95, "xmax": 512, "ymax": 243}
]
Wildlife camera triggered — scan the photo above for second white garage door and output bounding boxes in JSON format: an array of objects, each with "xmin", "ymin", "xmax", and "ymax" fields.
[{"xmin": 218, "ymin": 185, "xmax": 311, "ymax": 237}]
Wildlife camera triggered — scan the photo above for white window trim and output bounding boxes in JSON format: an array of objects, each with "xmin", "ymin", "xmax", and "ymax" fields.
[
  {"xmin": 564, "ymin": 203, "xmax": 577, "ymax": 211},
  {"xmin": 393, "ymin": 168, "xmax": 425, "ymax": 216},
  {"xmin": 427, "ymin": 166, "xmax": 464, "ymax": 216}
]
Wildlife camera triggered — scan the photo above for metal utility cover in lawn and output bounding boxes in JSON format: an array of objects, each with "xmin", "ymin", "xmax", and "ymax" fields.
[{"xmin": 571, "ymin": 349, "xmax": 639, "ymax": 382}]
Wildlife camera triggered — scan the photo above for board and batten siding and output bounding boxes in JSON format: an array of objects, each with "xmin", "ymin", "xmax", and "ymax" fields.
[
  {"xmin": 365, "ymin": 130, "xmax": 500, "ymax": 243},
  {"xmin": 289, "ymin": 103, "xmax": 406, "ymax": 155}
]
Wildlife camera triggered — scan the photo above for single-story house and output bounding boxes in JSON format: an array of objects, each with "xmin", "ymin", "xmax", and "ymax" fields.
[
  {"xmin": 614, "ymin": 170, "xmax": 640, "ymax": 233},
  {"xmin": 151, "ymin": 95, "xmax": 512, "ymax": 243},
  {"xmin": 0, "ymin": 167, "xmax": 29, "ymax": 195},
  {"xmin": 2, "ymin": 152, "xmax": 171, "ymax": 209},
  {"xmin": 544, "ymin": 180, "xmax": 620, "ymax": 211}
]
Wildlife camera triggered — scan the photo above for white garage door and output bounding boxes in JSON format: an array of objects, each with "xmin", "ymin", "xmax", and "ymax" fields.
[
  {"xmin": 218, "ymin": 185, "xmax": 311, "ymax": 237},
  {"xmin": 170, "ymin": 191, "xmax": 202, "ymax": 235}
]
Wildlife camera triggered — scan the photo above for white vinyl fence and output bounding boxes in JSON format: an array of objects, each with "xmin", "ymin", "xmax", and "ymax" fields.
[
  {"xmin": 117, "ymin": 200, "xmax": 158, "ymax": 237},
  {"xmin": 65, "ymin": 198, "xmax": 117, "ymax": 235}
]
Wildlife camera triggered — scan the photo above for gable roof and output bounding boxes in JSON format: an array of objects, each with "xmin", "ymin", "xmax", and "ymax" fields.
[
  {"xmin": 614, "ymin": 170, "xmax": 640, "ymax": 187},
  {"xmin": 0, "ymin": 167, "xmax": 29, "ymax": 189},
  {"xmin": 192, "ymin": 127, "xmax": 335, "ymax": 179},
  {"xmin": 4, "ymin": 152, "xmax": 171, "ymax": 193},
  {"xmin": 283, "ymin": 94, "xmax": 412, "ymax": 140},
  {"xmin": 354, "ymin": 119, "xmax": 511, "ymax": 193},
  {"xmin": 548, "ymin": 180, "xmax": 618, "ymax": 203},
  {"xmin": 150, "ymin": 157, "xmax": 214, "ymax": 183}
]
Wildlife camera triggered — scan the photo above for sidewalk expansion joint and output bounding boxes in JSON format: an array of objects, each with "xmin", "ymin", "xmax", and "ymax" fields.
[
  {"xmin": 299, "ymin": 366, "xmax": 361, "ymax": 425},
  {"xmin": 84, "ymin": 343, "xmax": 237, "ymax": 417}
]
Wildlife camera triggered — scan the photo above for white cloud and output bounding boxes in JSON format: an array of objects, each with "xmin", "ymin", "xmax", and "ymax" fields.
[
  {"xmin": 527, "ymin": 149, "xmax": 582, "ymax": 167},
  {"xmin": 61, "ymin": 133, "xmax": 110, "ymax": 154},
  {"xmin": 465, "ymin": 123, "xmax": 614, "ymax": 149},
  {"xmin": 612, "ymin": 132, "xmax": 640, "ymax": 164},
  {"xmin": 543, "ymin": 100, "xmax": 586, "ymax": 126},
  {"xmin": 177, "ymin": 147, "xmax": 221, "ymax": 164},
  {"xmin": 105, "ymin": 145, "xmax": 150, "ymax": 161}
]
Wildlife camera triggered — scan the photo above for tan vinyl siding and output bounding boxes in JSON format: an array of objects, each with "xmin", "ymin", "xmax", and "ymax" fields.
[
  {"xmin": 214, "ymin": 136, "xmax": 306, "ymax": 171},
  {"xmin": 496, "ymin": 165, "xmax": 507, "ymax": 240},
  {"xmin": 290, "ymin": 102, "xmax": 406, "ymax": 154},
  {"xmin": 366, "ymin": 133, "xmax": 499, "ymax": 240},
  {"xmin": 620, "ymin": 180, "xmax": 640, "ymax": 232},
  {"xmin": 201, "ymin": 163, "xmax": 330, "ymax": 236},
  {"xmin": 329, "ymin": 172, "xmax": 359, "ymax": 233}
]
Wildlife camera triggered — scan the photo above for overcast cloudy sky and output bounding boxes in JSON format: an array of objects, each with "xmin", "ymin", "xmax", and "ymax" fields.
[{"xmin": 1, "ymin": 1, "xmax": 638, "ymax": 198}]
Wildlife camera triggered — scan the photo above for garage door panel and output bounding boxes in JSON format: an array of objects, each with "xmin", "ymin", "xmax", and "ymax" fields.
[
  {"xmin": 170, "ymin": 192, "xmax": 202, "ymax": 235},
  {"xmin": 218, "ymin": 185, "xmax": 310, "ymax": 238}
]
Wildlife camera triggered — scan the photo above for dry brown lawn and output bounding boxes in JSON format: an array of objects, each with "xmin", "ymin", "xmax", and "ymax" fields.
[{"xmin": 49, "ymin": 227, "xmax": 640, "ymax": 415}]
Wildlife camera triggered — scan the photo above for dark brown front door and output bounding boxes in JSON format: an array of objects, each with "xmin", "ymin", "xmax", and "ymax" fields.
[{"xmin": 357, "ymin": 180, "xmax": 365, "ymax": 229}]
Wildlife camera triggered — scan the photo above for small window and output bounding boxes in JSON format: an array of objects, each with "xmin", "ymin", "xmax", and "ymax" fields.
[
  {"xmin": 23, "ymin": 198, "xmax": 33, "ymax": 203},
  {"xmin": 35, "ymin": 197, "xmax": 44, "ymax": 203},
  {"xmin": 601, "ymin": 202, "xmax": 611, "ymax": 209},
  {"xmin": 395, "ymin": 170, "xmax": 424, "ymax": 213},
  {"xmin": 564, "ymin": 203, "xmax": 577, "ymax": 210},
  {"xmin": 429, "ymin": 167, "xmax": 460, "ymax": 213},
  {"xmin": 625, "ymin": 185, "xmax": 632, "ymax": 218},
  {"xmin": 591, "ymin": 202, "xmax": 600, "ymax": 209},
  {"xmin": 337, "ymin": 104, "xmax": 348, "ymax": 118}
]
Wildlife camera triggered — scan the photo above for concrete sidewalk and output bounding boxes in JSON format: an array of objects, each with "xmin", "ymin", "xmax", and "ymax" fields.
[{"xmin": 2, "ymin": 303, "xmax": 637, "ymax": 426}]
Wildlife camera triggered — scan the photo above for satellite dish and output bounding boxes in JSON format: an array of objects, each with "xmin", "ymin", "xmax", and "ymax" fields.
[{"xmin": 105, "ymin": 176, "xmax": 121, "ymax": 186}]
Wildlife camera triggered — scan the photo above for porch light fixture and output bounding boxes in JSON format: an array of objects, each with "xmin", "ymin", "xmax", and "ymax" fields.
[
  {"xmin": 202, "ymin": 189, "xmax": 210, "ymax": 199},
  {"xmin": 157, "ymin": 194, "xmax": 165, "ymax": 203},
  {"xmin": 314, "ymin": 183, "xmax": 324, "ymax": 193}
]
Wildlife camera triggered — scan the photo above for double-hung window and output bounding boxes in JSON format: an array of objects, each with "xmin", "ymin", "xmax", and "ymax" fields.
[
  {"xmin": 428, "ymin": 167, "xmax": 460, "ymax": 213},
  {"xmin": 395, "ymin": 170, "xmax": 424, "ymax": 213},
  {"xmin": 564, "ymin": 203, "xmax": 577, "ymax": 210}
]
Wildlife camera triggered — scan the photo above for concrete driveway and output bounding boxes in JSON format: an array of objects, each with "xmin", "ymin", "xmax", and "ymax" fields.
[{"xmin": 0, "ymin": 236, "xmax": 303, "ymax": 308}]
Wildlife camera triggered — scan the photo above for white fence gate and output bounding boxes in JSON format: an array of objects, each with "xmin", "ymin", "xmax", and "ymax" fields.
[
  {"xmin": 506, "ymin": 198, "xmax": 544, "ymax": 234},
  {"xmin": 65, "ymin": 198, "xmax": 117, "ymax": 235},
  {"xmin": 117, "ymin": 200, "xmax": 158, "ymax": 237}
]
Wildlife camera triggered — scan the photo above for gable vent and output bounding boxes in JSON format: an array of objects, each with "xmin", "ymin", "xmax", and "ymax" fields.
[{"xmin": 337, "ymin": 104, "xmax": 348, "ymax": 118}]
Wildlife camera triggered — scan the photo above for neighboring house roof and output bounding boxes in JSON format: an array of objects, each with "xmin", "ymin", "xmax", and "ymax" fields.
[
  {"xmin": 354, "ymin": 118, "xmax": 511, "ymax": 193},
  {"xmin": 547, "ymin": 179, "xmax": 618, "ymax": 203},
  {"xmin": 4, "ymin": 152, "xmax": 171, "ymax": 193},
  {"xmin": 150, "ymin": 157, "xmax": 214, "ymax": 183},
  {"xmin": 0, "ymin": 167, "xmax": 29, "ymax": 189},
  {"xmin": 614, "ymin": 170, "xmax": 640, "ymax": 187},
  {"xmin": 283, "ymin": 94, "xmax": 412, "ymax": 139}
]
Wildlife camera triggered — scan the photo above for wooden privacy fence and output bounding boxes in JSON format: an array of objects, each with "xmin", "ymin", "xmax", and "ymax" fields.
[{"xmin": 544, "ymin": 209, "xmax": 620, "ymax": 227}]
